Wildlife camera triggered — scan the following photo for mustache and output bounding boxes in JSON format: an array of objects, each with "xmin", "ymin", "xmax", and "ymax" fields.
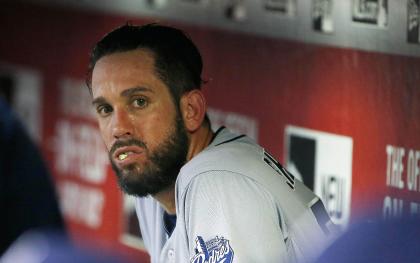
[{"xmin": 110, "ymin": 138, "xmax": 147, "ymax": 156}]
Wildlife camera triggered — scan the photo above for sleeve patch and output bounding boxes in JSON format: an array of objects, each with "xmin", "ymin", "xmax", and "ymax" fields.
[{"xmin": 190, "ymin": 236, "xmax": 234, "ymax": 263}]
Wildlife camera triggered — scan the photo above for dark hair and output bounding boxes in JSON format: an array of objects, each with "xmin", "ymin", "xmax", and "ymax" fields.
[{"xmin": 86, "ymin": 23, "xmax": 204, "ymax": 104}]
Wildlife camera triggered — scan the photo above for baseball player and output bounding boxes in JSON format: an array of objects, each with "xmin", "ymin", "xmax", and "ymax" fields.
[{"xmin": 87, "ymin": 23, "xmax": 335, "ymax": 263}]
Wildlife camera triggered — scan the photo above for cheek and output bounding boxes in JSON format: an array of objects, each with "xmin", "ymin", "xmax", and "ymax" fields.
[
  {"xmin": 142, "ymin": 112, "xmax": 176, "ymax": 143},
  {"xmin": 97, "ymin": 119, "xmax": 113, "ymax": 150}
]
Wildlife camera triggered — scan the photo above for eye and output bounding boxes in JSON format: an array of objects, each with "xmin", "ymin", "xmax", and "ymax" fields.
[
  {"xmin": 96, "ymin": 104, "xmax": 113, "ymax": 117},
  {"xmin": 132, "ymin": 97, "xmax": 148, "ymax": 108}
]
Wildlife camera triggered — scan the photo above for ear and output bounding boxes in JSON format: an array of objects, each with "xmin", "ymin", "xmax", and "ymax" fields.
[{"xmin": 180, "ymin": 90, "xmax": 207, "ymax": 133}]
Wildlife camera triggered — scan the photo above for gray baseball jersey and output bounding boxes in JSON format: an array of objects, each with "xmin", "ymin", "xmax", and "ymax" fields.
[{"xmin": 135, "ymin": 127, "xmax": 335, "ymax": 263}]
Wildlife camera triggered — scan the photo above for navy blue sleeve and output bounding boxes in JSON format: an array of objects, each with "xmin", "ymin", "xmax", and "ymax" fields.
[{"xmin": 0, "ymin": 99, "xmax": 65, "ymax": 254}]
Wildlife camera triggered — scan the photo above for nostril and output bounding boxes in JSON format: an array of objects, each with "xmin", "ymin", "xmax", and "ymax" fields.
[{"xmin": 113, "ymin": 130, "xmax": 132, "ymax": 139}]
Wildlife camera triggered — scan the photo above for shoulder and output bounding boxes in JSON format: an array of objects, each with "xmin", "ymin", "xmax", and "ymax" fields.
[
  {"xmin": 181, "ymin": 170, "xmax": 278, "ymax": 220},
  {"xmin": 186, "ymin": 170, "xmax": 266, "ymax": 196},
  {"xmin": 180, "ymin": 169, "xmax": 280, "ymax": 224},
  {"xmin": 176, "ymin": 132, "xmax": 266, "ymax": 194}
]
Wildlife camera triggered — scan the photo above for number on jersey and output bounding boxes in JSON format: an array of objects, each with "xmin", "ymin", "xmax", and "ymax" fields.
[{"xmin": 263, "ymin": 150, "xmax": 295, "ymax": 190}]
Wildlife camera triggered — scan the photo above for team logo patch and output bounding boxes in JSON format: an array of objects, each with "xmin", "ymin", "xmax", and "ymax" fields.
[{"xmin": 190, "ymin": 236, "xmax": 234, "ymax": 263}]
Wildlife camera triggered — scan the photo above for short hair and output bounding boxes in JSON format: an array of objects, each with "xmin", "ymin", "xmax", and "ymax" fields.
[{"xmin": 86, "ymin": 23, "xmax": 204, "ymax": 104}]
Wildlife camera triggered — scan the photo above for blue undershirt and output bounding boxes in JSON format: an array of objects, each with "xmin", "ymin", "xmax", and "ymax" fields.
[{"xmin": 163, "ymin": 212, "xmax": 177, "ymax": 237}]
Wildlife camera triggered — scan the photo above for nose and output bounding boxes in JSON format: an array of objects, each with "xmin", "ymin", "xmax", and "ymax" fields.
[{"xmin": 111, "ymin": 108, "xmax": 134, "ymax": 139}]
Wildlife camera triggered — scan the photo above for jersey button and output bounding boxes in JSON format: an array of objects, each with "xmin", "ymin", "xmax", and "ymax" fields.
[{"xmin": 168, "ymin": 249, "xmax": 175, "ymax": 262}]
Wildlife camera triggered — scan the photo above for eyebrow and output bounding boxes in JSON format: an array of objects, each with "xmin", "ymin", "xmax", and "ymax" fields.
[
  {"xmin": 91, "ymin": 86, "xmax": 154, "ymax": 106},
  {"xmin": 92, "ymin": 96, "xmax": 107, "ymax": 106},
  {"xmin": 121, "ymin": 86, "xmax": 154, "ymax": 97}
]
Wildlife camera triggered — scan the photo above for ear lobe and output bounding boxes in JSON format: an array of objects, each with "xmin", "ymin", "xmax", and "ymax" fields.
[{"xmin": 180, "ymin": 90, "xmax": 206, "ymax": 132}]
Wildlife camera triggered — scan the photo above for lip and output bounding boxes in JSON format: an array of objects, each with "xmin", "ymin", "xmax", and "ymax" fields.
[{"xmin": 113, "ymin": 146, "xmax": 144, "ymax": 164}]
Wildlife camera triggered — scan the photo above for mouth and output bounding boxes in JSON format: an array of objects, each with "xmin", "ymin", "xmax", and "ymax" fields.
[
  {"xmin": 113, "ymin": 146, "xmax": 144, "ymax": 165},
  {"xmin": 118, "ymin": 152, "xmax": 129, "ymax": 161}
]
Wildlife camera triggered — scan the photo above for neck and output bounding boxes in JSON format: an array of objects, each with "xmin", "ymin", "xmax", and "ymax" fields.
[
  {"xmin": 153, "ymin": 185, "xmax": 176, "ymax": 214},
  {"xmin": 153, "ymin": 125, "xmax": 214, "ymax": 215},
  {"xmin": 186, "ymin": 124, "xmax": 214, "ymax": 161}
]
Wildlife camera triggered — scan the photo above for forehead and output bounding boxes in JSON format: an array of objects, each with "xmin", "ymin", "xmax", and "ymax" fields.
[{"xmin": 91, "ymin": 49, "xmax": 167, "ymax": 98}]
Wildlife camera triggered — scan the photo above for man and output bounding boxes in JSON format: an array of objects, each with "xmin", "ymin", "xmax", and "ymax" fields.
[
  {"xmin": 0, "ymin": 98, "xmax": 65, "ymax": 254},
  {"xmin": 87, "ymin": 23, "xmax": 335, "ymax": 263}
]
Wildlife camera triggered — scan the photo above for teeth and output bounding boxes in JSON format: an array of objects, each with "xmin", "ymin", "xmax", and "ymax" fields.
[{"xmin": 119, "ymin": 153, "xmax": 128, "ymax": 160}]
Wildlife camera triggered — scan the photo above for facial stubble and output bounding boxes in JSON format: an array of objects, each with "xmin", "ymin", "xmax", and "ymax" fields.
[{"xmin": 109, "ymin": 115, "xmax": 189, "ymax": 197}]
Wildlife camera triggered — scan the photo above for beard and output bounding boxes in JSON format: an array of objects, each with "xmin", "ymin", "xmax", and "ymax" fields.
[{"xmin": 109, "ymin": 115, "xmax": 189, "ymax": 197}]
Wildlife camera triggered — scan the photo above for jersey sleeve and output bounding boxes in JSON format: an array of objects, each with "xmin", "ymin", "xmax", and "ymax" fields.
[{"xmin": 183, "ymin": 171, "xmax": 291, "ymax": 263}]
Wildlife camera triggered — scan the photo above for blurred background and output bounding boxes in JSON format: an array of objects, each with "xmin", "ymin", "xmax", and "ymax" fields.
[{"xmin": 1, "ymin": 0, "xmax": 419, "ymax": 262}]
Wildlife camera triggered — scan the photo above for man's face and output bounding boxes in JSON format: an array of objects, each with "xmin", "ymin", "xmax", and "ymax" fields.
[{"xmin": 91, "ymin": 49, "xmax": 188, "ymax": 197}]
